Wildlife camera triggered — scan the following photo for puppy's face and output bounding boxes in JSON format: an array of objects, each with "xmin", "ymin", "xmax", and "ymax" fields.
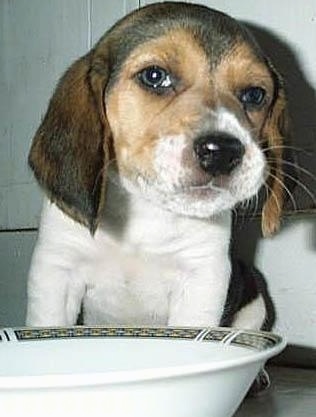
[
  {"xmin": 29, "ymin": 3, "xmax": 287, "ymax": 235},
  {"xmin": 105, "ymin": 28, "xmax": 275, "ymax": 217}
]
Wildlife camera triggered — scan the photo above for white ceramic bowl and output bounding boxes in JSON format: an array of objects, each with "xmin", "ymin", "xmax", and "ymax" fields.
[{"xmin": 0, "ymin": 326, "xmax": 285, "ymax": 417}]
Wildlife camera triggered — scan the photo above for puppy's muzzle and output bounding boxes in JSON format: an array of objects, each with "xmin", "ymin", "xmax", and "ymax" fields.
[{"xmin": 193, "ymin": 133, "xmax": 245, "ymax": 176}]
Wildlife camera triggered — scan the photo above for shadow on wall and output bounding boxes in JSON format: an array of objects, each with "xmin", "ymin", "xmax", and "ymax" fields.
[
  {"xmin": 245, "ymin": 22, "xmax": 316, "ymax": 214},
  {"xmin": 232, "ymin": 21, "xmax": 316, "ymax": 265}
]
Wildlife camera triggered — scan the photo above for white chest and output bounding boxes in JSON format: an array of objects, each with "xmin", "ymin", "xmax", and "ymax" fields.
[{"xmin": 82, "ymin": 194, "xmax": 232, "ymax": 326}]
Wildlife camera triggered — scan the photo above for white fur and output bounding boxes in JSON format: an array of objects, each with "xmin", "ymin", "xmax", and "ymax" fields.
[
  {"xmin": 27, "ymin": 108, "xmax": 266, "ymax": 328},
  {"xmin": 27, "ymin": 191, "xmax": 231, "ymax": 327},
  {"xmin": 232, "ymin": 296, "xmax": 267, "ymax": 331}
]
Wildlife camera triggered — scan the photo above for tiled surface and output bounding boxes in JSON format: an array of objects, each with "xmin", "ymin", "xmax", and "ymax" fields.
[{"xmin": 236, "ymin": 366, "xmax": 316, "ymax": 417}]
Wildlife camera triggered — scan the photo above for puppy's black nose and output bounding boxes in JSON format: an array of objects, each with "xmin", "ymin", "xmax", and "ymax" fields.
[{"xmin": 193, "ymin": 133, "xmax": 245, "ymax": 176}]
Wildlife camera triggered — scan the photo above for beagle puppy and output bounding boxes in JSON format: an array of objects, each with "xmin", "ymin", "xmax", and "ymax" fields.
[{"xmin": 26, "ymin": 2, "xmax": 287, "ymax": 329}]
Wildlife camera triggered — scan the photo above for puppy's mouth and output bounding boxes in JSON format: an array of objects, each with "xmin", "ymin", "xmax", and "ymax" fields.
[
  {"xmin": 152, "ymin": 171, "xmax": 232, "ymax": 200},
  {"xmin": 179, "ymin": 185, "xmax": 222, "ymax": 200},
  {"xmin": 187, "ymin": 170, "xmax": 232, "ymax": 189},
  {"xmin": 149, "ymin": 131, "xmax": 245, "ymax": 198},
  {"xmin": 116, "ymin": 129, "xmax": 266, "ymax": 218},
  {"xmin": 189, "ymin": 179, "xmax": 225, "ymax": 190}
]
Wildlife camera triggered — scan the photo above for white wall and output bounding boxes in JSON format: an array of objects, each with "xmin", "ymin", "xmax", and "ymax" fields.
[
  {"xmin": 0, "ymin": 1, "xmax": 315, "ymax": 349},
  {"xmin": 258, "ymin": 218, "xmax": 316, "ymax": 347},
  {"xmin": 0, "ymin": 0, "xmax": 139, "ymax": 230},
  {"xmin": 235, "ymin": 216, "xmax": 316, "ymax": 347}
]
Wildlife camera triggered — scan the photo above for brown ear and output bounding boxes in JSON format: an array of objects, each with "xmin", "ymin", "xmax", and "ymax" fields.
[
  {"xmin": 29, "ymin": 52, "xmax": 111, "ymax": 233},
  {"xmin": 261, "ymin": 68, "xmax": 289, "ymax": 237}
]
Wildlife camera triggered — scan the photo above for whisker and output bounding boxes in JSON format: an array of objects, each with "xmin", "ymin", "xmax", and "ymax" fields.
[
  {"xmin": 237, "ymin": 193, "xmax": 262, "ymax": 224},
  {"xmin": 267, "ymin": 171, "xmax": 298, "ymax": 211},
  {"xmin": 266, "ymin": 157, "xmax": 316, "ymax": 206},
  {"xmin": 236, "ymin": 197, "xmax": 255, "ymax": 228},
  {"xmin": 263, "ymin": 181, "xmax": 283, "ymax": 214},
  {"xmin": 245, "ymin": 197, "xmax": 254, "ymax": 212},
  {"xmin": 246, "ymin": 193, "xmax": 260, "ymax": 222},
  {"xmin": 263, "ymin": 145, "xmax": 312, "ymax": 156},
  {"xmin": 280, "ymin": 170, "xmax": 316, "ymax": 207},
  {"xmin": 266, "ymin": 158, "xmax": 316, "ymax": 182},
  {"xmin": 232, "ymin": 206, "xmax": 238, "ymax": 220},
  {"xmin": 237, "ymin": 203, "xmax": 246, "ymax": 226},
  {"xmin": 254, "ymin": 192, "xmax": 260, "ymax": 219}
]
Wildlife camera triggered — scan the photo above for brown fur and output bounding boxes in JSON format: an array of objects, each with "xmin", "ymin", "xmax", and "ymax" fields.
[
  {"xmin": 29, "ymin": 53, "xmax": 111, "ymax": 232},
  {"xmin": 261, "ymin": 83, "xmax": 288, "ymax": 236},
  {"xmin": 214, "ymin": 42, "xmax": 288, "ymax": 236},
  {"xmin": 105, "ymin": 30, "xmax": 211, "ymax": 180},
  {"xmin": 214, "ymin": 42, "xmax": 275, "ymax": 132},
  {"xmin": 28, "ymin": 3, "xmax": 289, "ymax": 236}
]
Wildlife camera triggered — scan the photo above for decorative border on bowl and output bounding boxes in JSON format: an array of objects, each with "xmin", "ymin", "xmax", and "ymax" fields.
[
  {"xmin": 230, "ymin": 332, "xmax": 277, "ymax": 350},
  {"xmin": 0, "ymin": 330, "xmax": 10, "ymax": 342},
  {"xmin": 13, "ymin": 327, "xmax": 206, "ymax": 342},
  {"xmin": 0, "ymin": 326, "xmax": 282, "ymax": 352}
]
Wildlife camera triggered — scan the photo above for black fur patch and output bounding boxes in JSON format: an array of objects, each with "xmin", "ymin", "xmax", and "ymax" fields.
[{"xmin": 220, "ymin": 259, "xmax": 276, "ymax": 331}]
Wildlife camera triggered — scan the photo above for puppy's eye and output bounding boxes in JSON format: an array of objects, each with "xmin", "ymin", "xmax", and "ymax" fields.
[
  {"xmin": 239, "ymin": 87, "xmax": 266, "ymax": 109},
  {"xmin": 137, "ymin": 66, "xmax": 173, "ymax": 93}
]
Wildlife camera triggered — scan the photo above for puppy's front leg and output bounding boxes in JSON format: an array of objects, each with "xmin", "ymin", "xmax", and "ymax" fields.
[
  {"xmin": 26, "ymin": 252, "xmax": 85, "ymax": 326},
  {"xmin": 26, "ymin": 201, "xmax": 87, "ymax": 326},
  {"xmin": 168, "ymin": 260, "xmax": 231, "ymax": 327},
  {"xmin": 26, "ymin": 262, "xmax": 85, "ymax": 326}
]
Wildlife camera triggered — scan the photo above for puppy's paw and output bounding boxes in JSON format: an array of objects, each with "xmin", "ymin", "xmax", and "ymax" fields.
[{"xmin": 247, "ymin": 367, "xmax": 271, "ymax": 397}]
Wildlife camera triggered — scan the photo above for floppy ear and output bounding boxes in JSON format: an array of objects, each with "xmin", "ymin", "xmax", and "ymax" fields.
[
  {"xmin": 261, "ymin": 68, "xmax": 289, "ymax": 237},
  {"xmin": 29, "ymin": 51, "xmax": 111, "ymax": 233}
]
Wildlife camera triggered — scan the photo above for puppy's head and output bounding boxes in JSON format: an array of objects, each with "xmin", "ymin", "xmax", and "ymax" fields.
[{"xmin": 29, "ymin": 2, "xmax": 288, "ymax": 236}]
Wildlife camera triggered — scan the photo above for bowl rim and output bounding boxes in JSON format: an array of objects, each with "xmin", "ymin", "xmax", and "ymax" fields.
[{"xmin": 0, "ymin": 326, "xmax": 287, "ymax": 389}]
